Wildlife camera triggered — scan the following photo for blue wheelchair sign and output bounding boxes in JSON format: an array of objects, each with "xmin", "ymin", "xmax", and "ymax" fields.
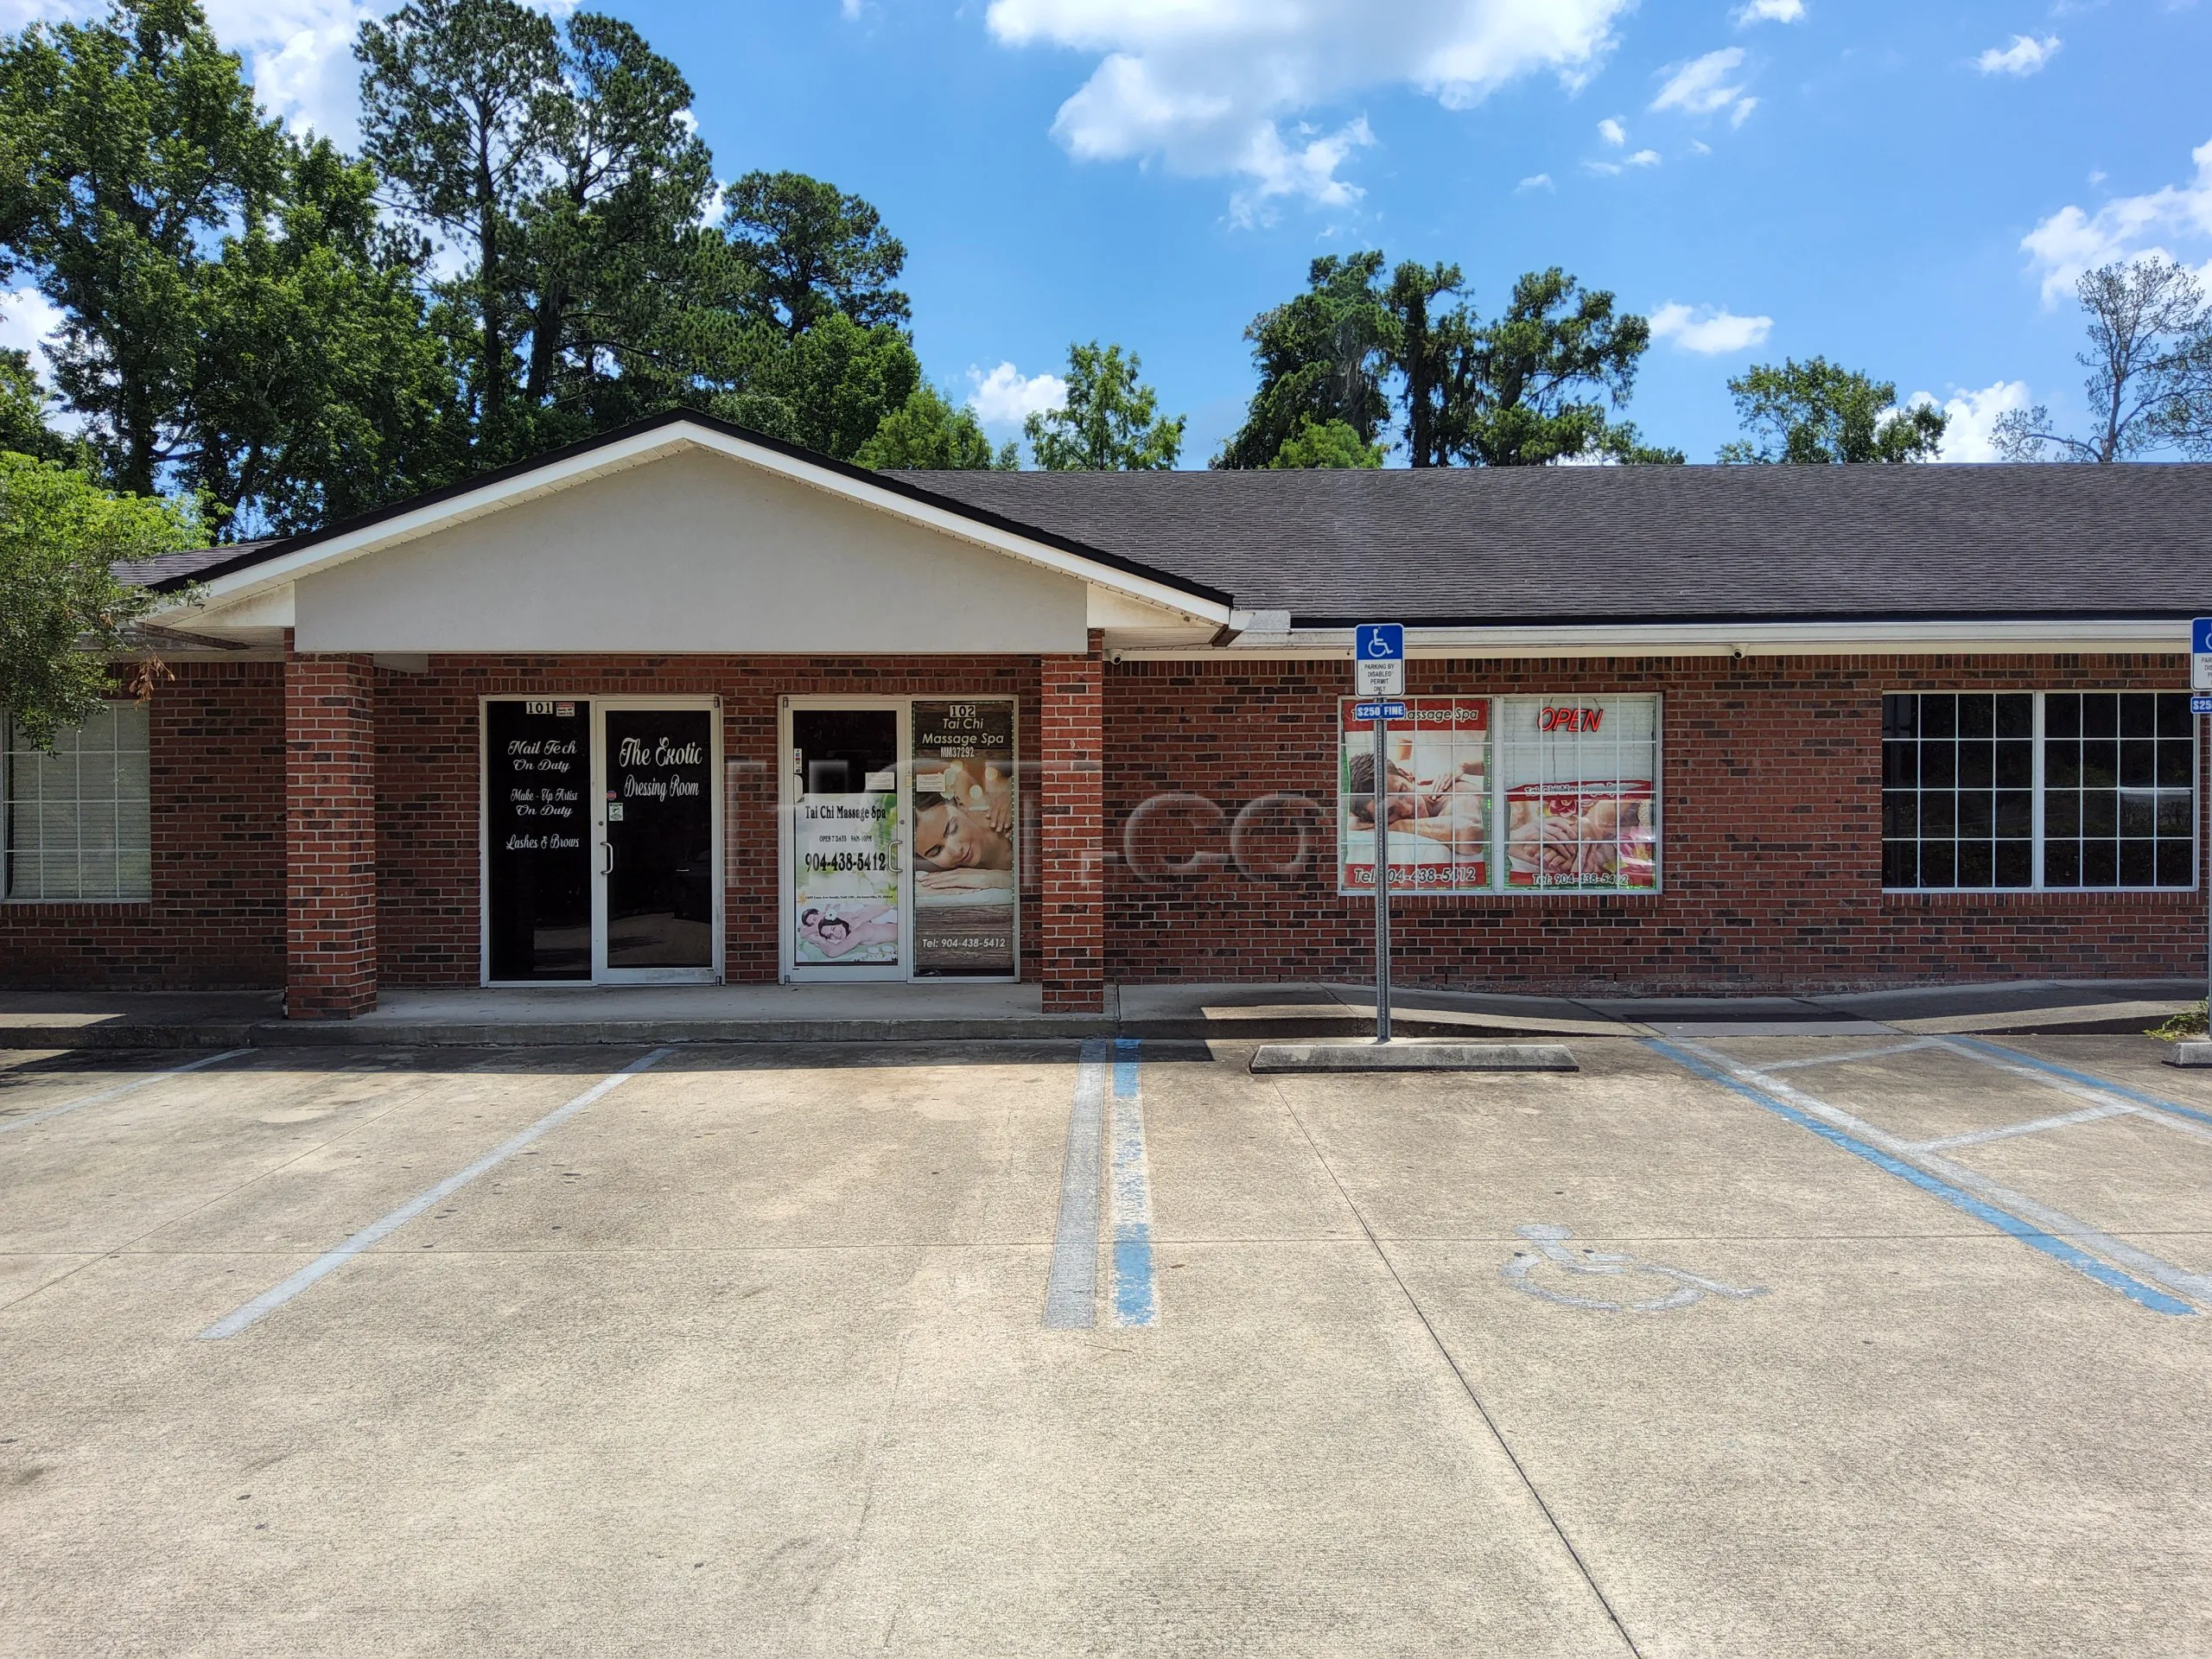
[{"xmin": 1356, "ymin": 623, "xmax": 1405, "ymax": 661}]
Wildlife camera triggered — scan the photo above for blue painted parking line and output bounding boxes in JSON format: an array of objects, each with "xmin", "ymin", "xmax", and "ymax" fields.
[
  {"xmin": 1109, "ymin": 1037, "xmax": 1158, "ymax": 1328},
  {"xmin": 200, "ymin": 1047, "xmax": 671, "ymax": 1339},
  {"xmin": 1649, "ymin": 1039, "xmax": 2196, "ymax": 1318},
  {"xmin": 1044, "ymin": 1039, "xmax": 1109, "ymax": 1329},
  {"xmin": 1944, "ymin": 1036, "xmax": 2212, "ymax": 1131}
]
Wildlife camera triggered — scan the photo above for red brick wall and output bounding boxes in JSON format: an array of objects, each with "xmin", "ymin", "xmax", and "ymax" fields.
[
  {"xmin": 1103, "ymin": 653, "xmax": 2208, "ymax": 995},
  {"xmin": 10, "ymin": 650, "xmax": 2204, "ymax": 997},
  {"xmin": 1039, "ymin": 633, "xmax": 1105, "ymax": 1012},
  {"xmin": 372, "ymin": 655, "xmax": 1043, "ymax": 987},
  {"xmin": 287, "ymin": 653, "xmax": 378, "ymax": 1017},
  {"xmin": 0, "ymin": 662, "xmax": 285, "ymax": 989}
]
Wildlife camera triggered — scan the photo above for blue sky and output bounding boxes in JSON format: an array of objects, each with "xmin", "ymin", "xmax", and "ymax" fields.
[{"xmin": 5, "ymin": 0, "xmax": 2210, "ymax": 466}]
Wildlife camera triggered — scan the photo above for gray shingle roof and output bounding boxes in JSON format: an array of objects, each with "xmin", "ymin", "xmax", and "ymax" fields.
[
  {"xmin": 920, "ymin": 463, "xmax": 2212, "ymax": 626},
  {"xmin": 113, "ymin": 542, "xmax": 272, "ymax": 588}
]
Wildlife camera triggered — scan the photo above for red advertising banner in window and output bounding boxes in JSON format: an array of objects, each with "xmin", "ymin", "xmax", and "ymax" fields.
[{"xmin": 1338, "ymin": 697, "xmax": 1490, "ymax": 893}]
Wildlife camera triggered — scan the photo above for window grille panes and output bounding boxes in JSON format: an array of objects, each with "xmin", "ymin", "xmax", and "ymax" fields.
[
  {"xmin": 2042, "ymin": 692, "xmax": 2194, "ymax": 889},
  {"xmin": 3, "ymin": 702, "xmax": 151, "ymax": 900},
  {"xmin": 1883, "ymin": 693, "xmax": 2034, "ymax": 890}
]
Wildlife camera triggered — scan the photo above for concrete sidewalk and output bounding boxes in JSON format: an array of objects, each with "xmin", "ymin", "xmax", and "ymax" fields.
[{"xmin": 0, "ymin": 977, "xmax": 2196, "ymax": 1049}]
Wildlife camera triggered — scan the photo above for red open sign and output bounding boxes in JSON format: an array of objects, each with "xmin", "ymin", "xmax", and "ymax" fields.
[{"xmin": 1539, "ymin": 706, "xmax": 1604, "ymax": 734}]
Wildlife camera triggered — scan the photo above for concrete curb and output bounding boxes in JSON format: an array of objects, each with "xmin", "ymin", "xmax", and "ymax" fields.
[
  {"xmin": 1249, "ymin": 1041, "xmax": 1579, "ymax": 1074},
  {"xmin": 2162, "ymin": 1039, "xmax": 2212, "ymax": 1067}
]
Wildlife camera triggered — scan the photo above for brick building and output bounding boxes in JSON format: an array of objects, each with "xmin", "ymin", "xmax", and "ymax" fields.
[{"xmin": 3, "ymin": 411, "xmax": 2207, "ymax": 1016}]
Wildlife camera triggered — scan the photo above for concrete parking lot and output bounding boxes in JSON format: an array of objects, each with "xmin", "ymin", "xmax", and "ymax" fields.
[{"xmin": 2, "ymin": 1029, "xmax": 2209, "ymax": 1656}]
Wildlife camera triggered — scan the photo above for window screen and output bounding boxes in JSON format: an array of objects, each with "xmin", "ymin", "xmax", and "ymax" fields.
[
  {"xmin": 3, "ymin": 702, "xmax": 152, "ymax": 900},
  {"xmin": 1883, "ymin": 694, "xmax": 2034, "ymax": 890},
  {"xmin": 2042, "ymin": 692, "xmax": 2194, "ymax": 890},
  {"xmin": 1884, "ymin": 690, "xmax": 2195, "ymax": 892}
]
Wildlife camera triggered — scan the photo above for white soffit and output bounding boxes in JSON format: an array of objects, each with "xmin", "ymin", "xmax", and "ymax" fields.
[{"xmin": 186, "ymin": 424, "xmax": 1231, "ymax": 628}]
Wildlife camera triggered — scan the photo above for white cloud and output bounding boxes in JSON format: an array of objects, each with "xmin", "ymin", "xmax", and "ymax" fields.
[
  {"xmin": 985, "ymin": 0, "xmax": 1635, "ymax": 213},
  {"xmin": 1650, "ymin": 47, "xmax": 1749, "ymax": 118},
  {"xmin": 1597, "ymin": 116, "xmax": 1626, "ymax": 146},
  {"xmin": 1734, "ymin": 0, "xmax": 1804, "ymax": 23},
  {"xmin": 1516, "ymin": 172, "xmax": 1554, "ymax": 192},
  {"xmin": 1626, "ymin": 148, "xmax": 1660, "ymax": 167},
  {"xmin": 0, "ymin": 0, "xmax": 588, "ymax": 143},
  {"xmin": 2021, "ymin": 136, "xmax": 2212, "ymax": 302},
  {"xmin": 0, "ymin": 285, "xmax": 65, "ymax": 374},
  {"xmin": 1910, "ymin": 379, "xmax": 2033, "ymax": 462},
  {"xmin": 1730, "ymin": 96, "xmax": 1758, "ymax": 127},
  {"xmin": 967, "ymin": 361, "xmax": 1068, "ymax": 426},
  {"xmin": 1976, "ymin": 34, "xmax": 2059, "ymax": 77},
  {"xmin": 1649, "ymin": 300, "xmax": 1772, "ymax": 354}
]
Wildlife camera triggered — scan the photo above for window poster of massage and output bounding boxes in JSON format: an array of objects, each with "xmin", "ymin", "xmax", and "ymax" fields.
[
  {"xmin": 1338, "ymin": 697, "xmax": 1491, "ymax": 893},
  {"xmin": 1497, "ymin": 695, "xmax": 1659, "ymax": 890},
  {"xmin": 910, "ymin": 700, "xmax": 1018, "ymax": 976},
  {"xmin": 1338, "ymin": 695, "xmax": 1660, "ymax": 893},
  {"xmin": 793, "ymin": 760, "xmax": 902, "ymax": 967}
]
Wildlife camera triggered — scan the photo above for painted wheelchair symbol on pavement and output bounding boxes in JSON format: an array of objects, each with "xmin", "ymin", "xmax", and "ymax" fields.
[{"xmin": 1501, "ymin": 1224, "xmax": 1769, "ymax": 1313}]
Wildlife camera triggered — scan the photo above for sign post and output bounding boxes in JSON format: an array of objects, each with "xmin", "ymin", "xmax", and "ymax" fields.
[
  {"xmin": 2193, "ymin": 620, "xmax": 2212, "ymax": 1021},
  {"xmin": 1355, "ymin": 625, "xmax": 1406, "ymax": 1044}
]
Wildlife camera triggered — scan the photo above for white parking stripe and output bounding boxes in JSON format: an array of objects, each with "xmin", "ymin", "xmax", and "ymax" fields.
[
  {"xmin": 1043, "ymin": 1039, "xmax": 1109, "ymax": 1330},
  {"xmin": 0, "ymin": 1048, "xmax": 251, "ymax": 1135},
  {"xmin": 198, "ymin": 1047, "xmax": 671, "ymax": 1339},
  {"xmin": 1908, "ymin": 1102, "xmax": 2139, "ymax": 1151},
  {"xmin": 1756, "ymin": 1039, "xmax": 1940, "ymax": 1072}
]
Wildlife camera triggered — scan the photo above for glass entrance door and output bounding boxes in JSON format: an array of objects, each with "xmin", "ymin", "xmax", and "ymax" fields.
[
  {"xmin": 595, "ymin": 705, "xmax": 718, "ymax": 981},
  {"xmin": 787, "ymin": 705, "xmax": 904, "ymax": 978}
]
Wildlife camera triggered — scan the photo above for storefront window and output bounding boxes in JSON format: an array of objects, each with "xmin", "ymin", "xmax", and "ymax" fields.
[
  {"xmin": 911, "ymin": 700, "xmax": 1018, "ymax": 976},
  {"xmin": 1497, "ymin": 696, "xmax": 1661, "ymax": 891},
  {"xmin": 1337, "ymin": 694, "xmax": 1660, "ymax": 894},
  {"xmin": 1882, "ymin": 691, "xmax": 2194, "ymax": 892},
  {"xmin": 3, "ymin": 702, "xmax": 151, "ymax": 901},
  {"xmin": 1338, "ymin": 697, "xmax": 1490, "ymax": 893}
]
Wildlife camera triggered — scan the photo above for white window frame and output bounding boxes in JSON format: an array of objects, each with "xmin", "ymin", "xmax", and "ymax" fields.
[
  {"xmin": 1333, "ymin": 692, "xmax": 1666, "ymax": 898},
  {"xmin": 1, "ymin": 702, "xmax": 153, "ymax": 904},
  {"xmin": 1880, "ymin": 689, "xmax": 2198, "ymax": 895}
]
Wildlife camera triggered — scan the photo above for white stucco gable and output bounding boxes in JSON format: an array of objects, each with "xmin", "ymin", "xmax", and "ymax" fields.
[{"xmin": 167, "ymin": 417, "xmax": 1235, "ymax": 655}]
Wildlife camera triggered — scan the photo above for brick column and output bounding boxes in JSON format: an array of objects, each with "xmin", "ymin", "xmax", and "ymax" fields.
[
  {"xmin": 1039, "ymin": 633, "xmax": 1106, "ymax": 1013},
  {"xmin": 285, "ymin": 651, "xmax": 378, "ymax": 1019}
]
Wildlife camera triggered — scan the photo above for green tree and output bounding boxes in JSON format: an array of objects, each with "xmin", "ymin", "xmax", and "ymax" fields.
[
  {"xmin": 1026, "ymin": 341, "xmax": 1184, "ymax": 471},
  {"xmin": 1592, "ymin": 422, "xmax": 1686, "ymax": 466},
  {"xmin": 1268, "ymin": 418, "xmax": 1384, "ymax": 469},
  {"xmin": 0, "ymin": 0, "xmax": 461, "ymax": 531},
  {"xmin": 722, "ymin": 170, "xmax": 910, "ymax": 339},
  {"xmin": 715, "ymin": 310, "xmax": 921, "ymax": 463},
  {"xmin": 0, "ymin": 0, "xmax": 283, "ymax": 494},
  {"xmin": 1993, "ymin": 257, "xmax": 2212, "ymax": 462},
  {"xmin": 515, "ymin": 12, "xmax": 719, "ymax": 427},
  {"xmin": 1384, "ymin": 259, "xmax": 1470, "ymax": 468},
  {"xmin": 1217, "ymin": 252, "xmax": 1395, "ymax": 468},
  {"xmin": 357, "ymin": 0, "xmax": 563, "ymax": 452},
  {"xmin": 182, "ymin": 136, "xmax": 464, "ymax": 531},
  {"xmin": 0, "ymin": 351, "xmax": 74, "ymax": 464},
  {"xmin": 1719, "ymin": 357, "xmax": 1946, "ymax": 464},
  {"xmin": 0, "ymin": 454, "xmax": 195, "ymax": 752},
  {"xmin": 1458, "ymin": 268, "xmax": 1653, "ymax": 467},
  {"xmin": 855, "ymin": 385, "xmax": 1014, "ymax": 470}
]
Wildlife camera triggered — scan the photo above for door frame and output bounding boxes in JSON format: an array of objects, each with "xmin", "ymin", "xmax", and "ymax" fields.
[
  {"xmin": 779, "ymin": 695, "xmax": 912, "ymax": 983},
  {"xmin": 778, "ymin": 693, "xmax": 1024, "ymax": 987},
  {"xmin": 592, "ymin": 695, "xmax": 725, "ymax": 985},
  {"xmin": 478, "ymin": 694, "xmax": 724, "ymax": 988}
]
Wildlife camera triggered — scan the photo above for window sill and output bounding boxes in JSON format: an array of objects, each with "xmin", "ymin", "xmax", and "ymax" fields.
[
  {"xmin": 2, "ymin": 899, "xmax": 155, "ymax": 911},
  {"xmin": 1882, "ymin": 888, "xmax": 2199, "ymax": 908}
]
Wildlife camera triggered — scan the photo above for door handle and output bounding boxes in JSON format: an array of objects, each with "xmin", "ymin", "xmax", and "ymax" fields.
[{"xmin": 601, "ymin": 840, "xmax": 613, "ymax": 876}]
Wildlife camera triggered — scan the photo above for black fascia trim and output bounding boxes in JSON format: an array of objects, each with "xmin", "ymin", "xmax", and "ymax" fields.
[{"xmin": 149, "ymin": 408, "xmax": 1236, "ymax": 610}]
